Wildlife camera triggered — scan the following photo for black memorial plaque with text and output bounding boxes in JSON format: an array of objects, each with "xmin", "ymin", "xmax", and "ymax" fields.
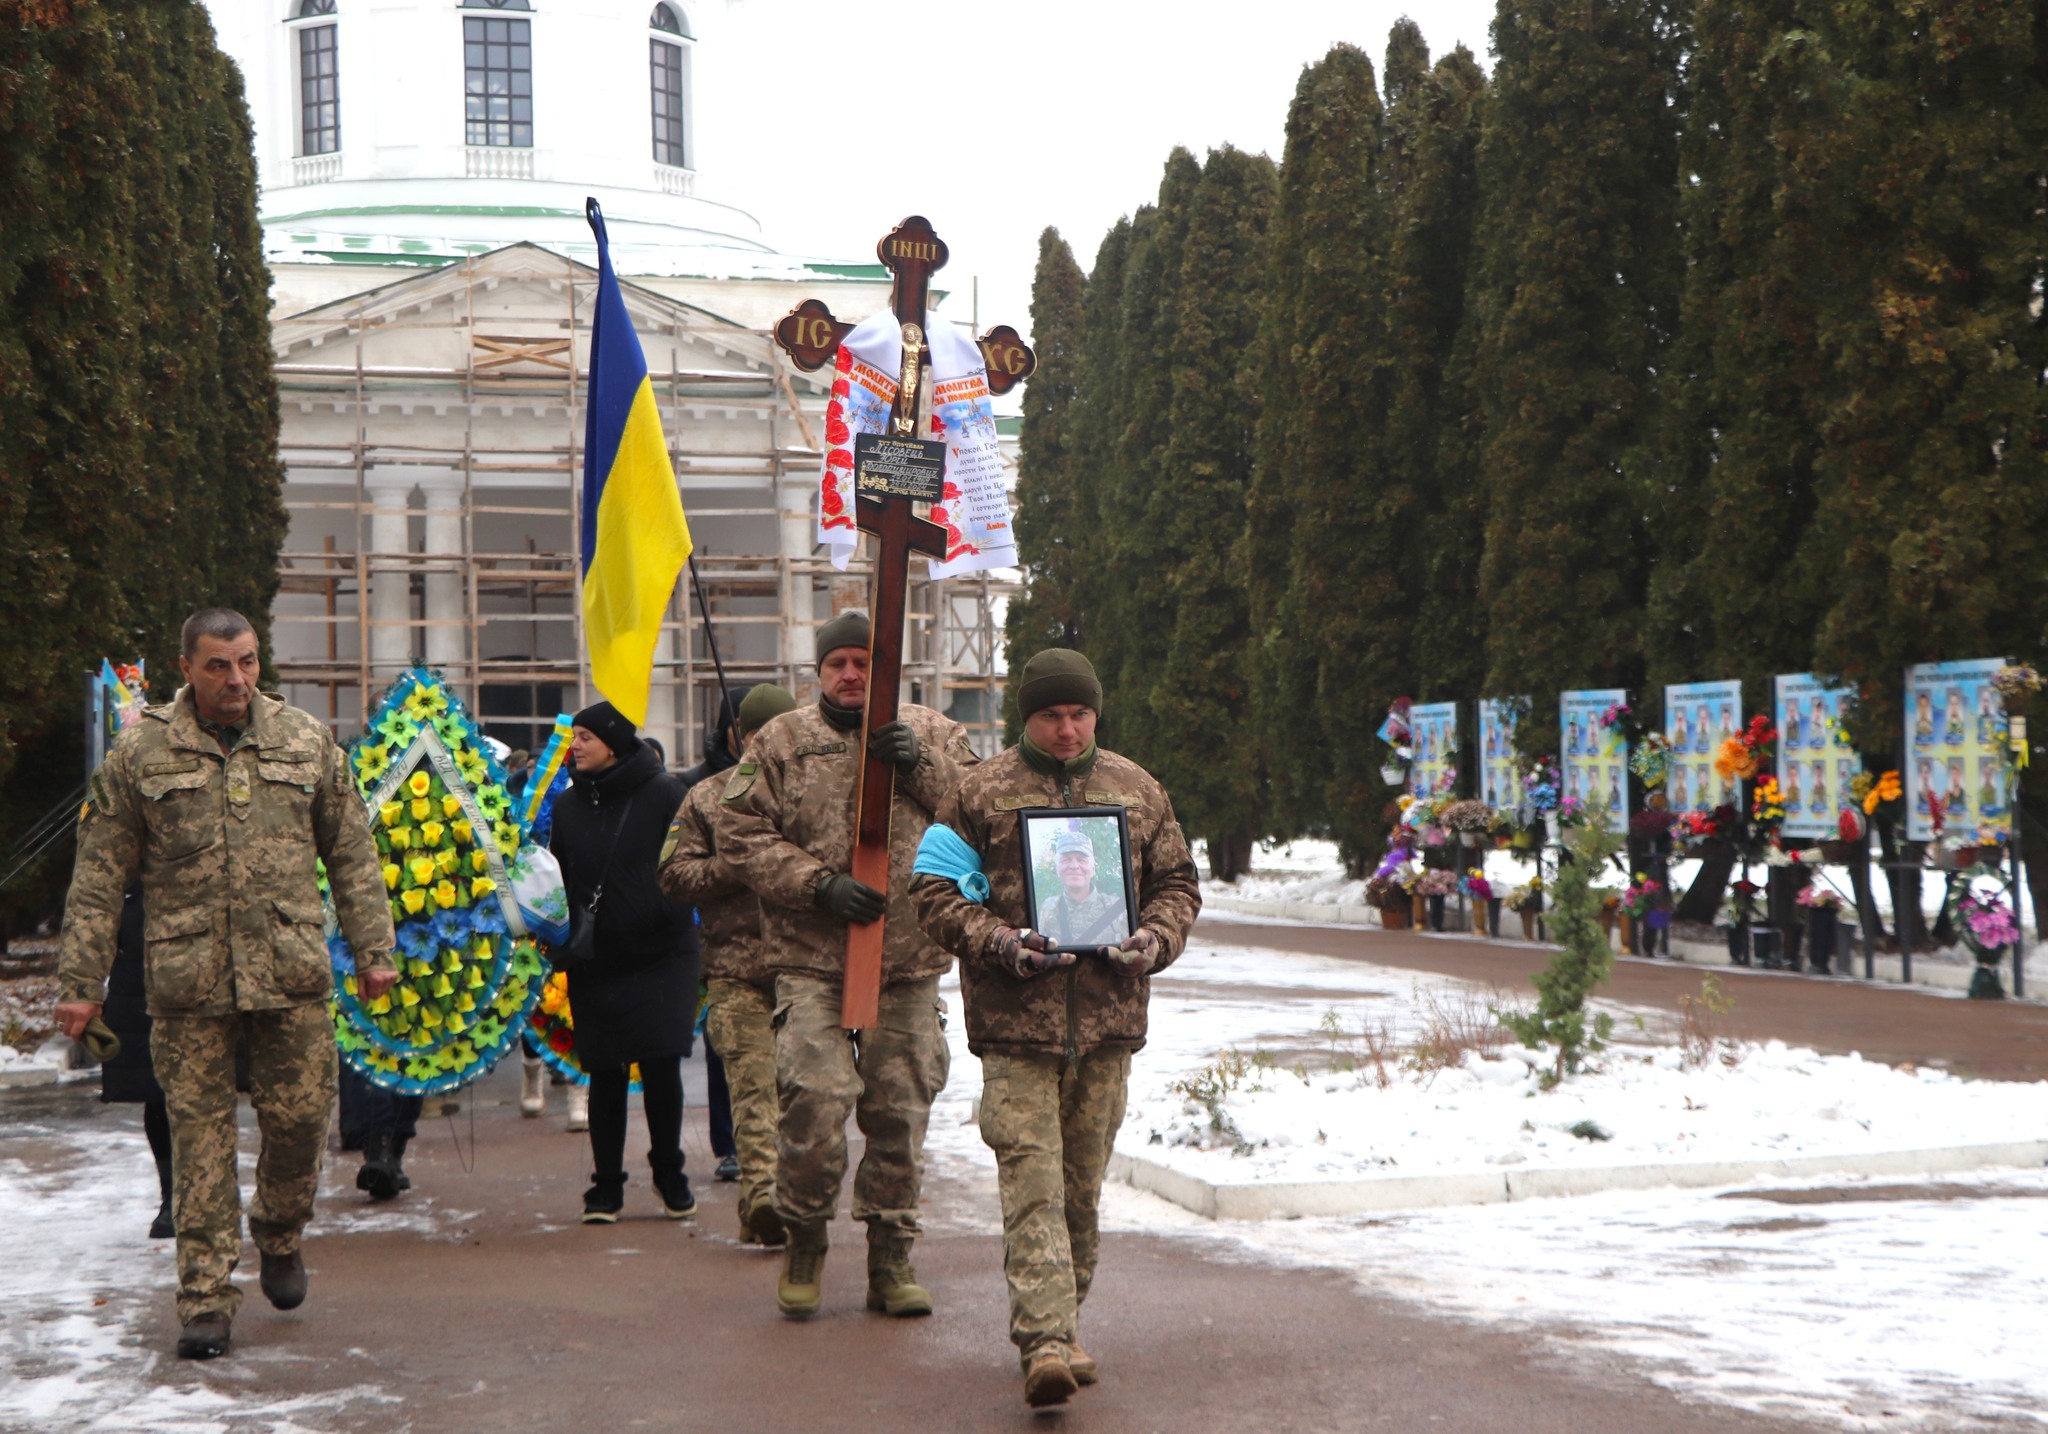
[{"xmin": 853, "ymin": 431, "xmax": 946, "ymax": 502}]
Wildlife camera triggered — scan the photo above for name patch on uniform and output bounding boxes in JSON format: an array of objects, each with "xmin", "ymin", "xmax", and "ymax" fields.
[
  {"xmin": 1083, "ymin": 791, "xmax": 1130, "ymax": 807},
  {"xmin": 793, "ymin": 742, "xmax": 848, "ymax": 759},
  {"xmin": 722, "ymin": 760, "xmax": 759, "ymax": 805},
  {"xmin": 992, "ymin": 795, "xmax": 1037, "ymax": 812}
]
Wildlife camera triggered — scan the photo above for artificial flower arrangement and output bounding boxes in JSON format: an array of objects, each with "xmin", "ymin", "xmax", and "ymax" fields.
[
  {"xmin": 326, "ymin": 669, "xmax": 550, "ymax": 1095},
  {"xmin": 1414, "ymin": 868, "xmax": 1460, "ymax": 898},
  {"xmin": 1439, "ymin": 798, "xmax": 1492, "ymax": 835},
  {"xmin": 1992, "ymin": 663, "xmax": 2043, "ymax": 714},
  {"xmin": 1460, "ymin": 868, "xmax": 1494, "ymax": 903},
  {"xmin": 1854, "ymin": 769, "xmax": 1903, "ymax": 819},
  {"xmin": 1629, "ymin": 808, "xmax": 1676, "ymax": 844},
  {"xmin": 1713, "ymin": 715, "xmax": 1778, "ymax": 784},
  {"xmin": 1794, "ymin": 884, "xmax": 1844, "ymax": 912},
  {"xmin": 1516, "ymin": 757, "xmax": 1561, "ymax": 823},
  {"xmin": 1956, "ymin": 893, "xmax": 2019, "ymax": 958},
  {"xmin": 527, "ymin": 969, "xmax": 644, "ymax": 1088},
  {"xmin": 1620, "ymin": 875, "xmax": 1667, "ymax": 920},
  {"xmin": 1377, "ymin": 697, "xmax": 1415, "ymax": 785},
  {"xmin": 1364, "ymin": 874, "xmax": 1412, "ymax": 911},
  {"xmin": 1505, "ymin": 877, "xmax": 1544, "ymax": 912}
]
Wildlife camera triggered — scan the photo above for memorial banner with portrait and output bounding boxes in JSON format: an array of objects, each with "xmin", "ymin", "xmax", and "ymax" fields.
[
  {"xmin": 1560, "ymin": 688, "xmax": 1628, "ymax": 834},
  {"xmin": 1408, "ymin": 701, "xmax": 1459, "ymax": 801},
  {"xmin": 1773, "ymin": 673, "xmax": 1864, "ymax": 840},
  {"xmin": 1478, "ymin": 699, "xmax": 1525, "ymax": 810},
  {"xmin": 1903, "ymin": 659, "xmax": 2012, "ymax": 843},
  {"xmin": 1663, "ymin": 679, "xmax": 1742, "ymax": 816}
]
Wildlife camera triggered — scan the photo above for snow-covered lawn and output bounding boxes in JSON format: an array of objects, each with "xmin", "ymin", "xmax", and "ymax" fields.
[{"xmin": 925, "ymin": 932, "xmax": 2048, "ymax": 1430}]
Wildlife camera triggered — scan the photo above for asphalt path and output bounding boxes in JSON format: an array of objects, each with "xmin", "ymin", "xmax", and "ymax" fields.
[{"xmin": 1196, "ymin": 918, "xmax": 2048, "ymax": 1080}]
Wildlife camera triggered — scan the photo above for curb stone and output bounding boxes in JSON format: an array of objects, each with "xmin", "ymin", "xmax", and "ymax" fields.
[{"xmin": 1109, "ymin": 1139, "xmax": 2048, "ymax": 1221}]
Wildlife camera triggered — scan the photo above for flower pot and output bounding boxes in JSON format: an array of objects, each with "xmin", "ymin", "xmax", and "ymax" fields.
[
  {"xmin": 1380, "ymin": 764, "xmax": 1408, "ymax": 787},
  {"xmin": 1380, "ymin": 903, "xmax": 1412, "ymax": 931},
  {"xmin": 1937, "ymin": 844, "xmax": 1997, "ymax": 872},
  {"xmin": 1969, "ymin": 948, "xmax": 2008, "ymax": 1000},
  {"xmin": 1751, "ymin": 927, "xmax": 1782, "ymax": 969},
  {"xmin": 1838, "ymin": 919, "xmax": 1860, "ymax": 975},
  {"xmin": 1544, "ymin": 815, "xmax": 1560, "ymax": 846},
  {"xmin": 1618, "ymin": 911, "xmax": 1635, "ymax": 953},
  {"xmin": 1817, "ymin": 839, "xmax": 1858, "ymax": 863},
  {"xmin": 1428, "ymin": 895, "xmax": 1446, "ymax": 931},
  {"xmin": 1487, "ymin": 897, "xmax": 1503, "ymax": 937},
  {"xmin": 1782, "ymin": 922, "xmax": 1805, "ymax": 973},
  {"xmin": 1805, "ymin": 908, "xmax": 1837, "ymax": 975},
  {"xmin": 1471, "ymin": 904, "xmax": 1487, "ymax": 936},
  {"xmin": 1646, "ymin": 908, "xmax": 1670, "ymax": 958},
  {"xmin": 1726, "ymin": 920, "xmax": 1751, "ymax": 966},
  {"xmin": 1519, "ymin": 909, "xmax": 1538, "ymax": 942},
  {"xmin": 1412, "ymin": 892, "xmax": 1427, "ymax": 928}
]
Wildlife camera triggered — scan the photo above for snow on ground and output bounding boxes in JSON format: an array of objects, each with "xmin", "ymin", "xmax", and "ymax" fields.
[{"xmin": 927, "ymin": 932, "xmax": 2048, "ymax": 1430}]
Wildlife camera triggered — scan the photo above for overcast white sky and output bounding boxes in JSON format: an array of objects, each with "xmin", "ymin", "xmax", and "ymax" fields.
[{"xmin": 702, "ymin": 0, "xmax": 1498, "ymax": 343}]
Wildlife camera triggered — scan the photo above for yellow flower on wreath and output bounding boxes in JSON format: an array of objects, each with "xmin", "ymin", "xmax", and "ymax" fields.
[
  {"xmin": 1713, "ymin": 736, "xmax": 1758, "ymax": 783},
  {"xmin": 408, "ymin": 771, "xmax": 432, "ymax": 799}
]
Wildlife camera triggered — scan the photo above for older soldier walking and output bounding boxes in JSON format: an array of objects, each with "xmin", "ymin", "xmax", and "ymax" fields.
[
  {"xmin": 659, "ymin": 682, "xmax": 796, "ymax": 1247},
  {"xmin": 716, "ymin": 610, "xmax": 977, "ymax": 1320},
  {"xmin": 54, "ymin": 609, "xmax": 397, "ymax": 1360},
  {"xmin": 912, "ymin": 647, "xmax": 1200, "ymax": 1408}
]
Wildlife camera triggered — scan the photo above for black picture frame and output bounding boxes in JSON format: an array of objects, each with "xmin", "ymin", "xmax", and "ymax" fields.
[{"xmin": 1016, "ymin": 805, "xmax": 1139, "ymax": 954}]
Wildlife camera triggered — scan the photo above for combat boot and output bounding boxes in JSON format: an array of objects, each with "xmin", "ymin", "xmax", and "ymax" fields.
[
  {"xmin": 520, "ymin": 1057, "xmax": 546, "ymax": 1117},
  {"xmin": 177, "ymin": 1312, "xmax": 231, "ymax": 1360},
  {"xmin": 356, "ymin": 1132, "xmax": 401, "ymax": 1202},
  {"xmin": 259, "ymin": 1249, "xmax": 307, "ymax": 1310},
  {"xmin": 864, "ymin": 1227, "xmax": 933, "ymax": 1317},
  {"xmin": 744, "ymin": 1200, "xmax": 787, "ymax": 1248},
  {"xmin": 777, "ymin": 1220, "xmax": 828, "ymax": 1319},
  {"xmin": 1022, "ymin": 1345, "xmax": 1078, "ymax": 1408},
  {"xmin": 391, "ymin": 1133, "xmax": 412, "ymax": 1193},
  {"xmin": 1069, "ymin": 1342, "xmax": 1099, "ymax": 1386}
]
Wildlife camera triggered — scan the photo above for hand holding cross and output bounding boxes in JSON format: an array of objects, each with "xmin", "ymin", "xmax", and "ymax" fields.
[{"xmin": 772, "ymin": 216, "xmax": 1036, "ymax": 1029}]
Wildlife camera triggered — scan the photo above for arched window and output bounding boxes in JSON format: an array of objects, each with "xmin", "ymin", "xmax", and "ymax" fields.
[
  {"xmin": 649, "ymin": 5, "xmax": 689, "ymax": 167},
  {"xmin": 287, "ymin": 0, "xmax": 339, "ymax": 156},
  {"xmin": 465, "ymin": 4, "xmax": 533, "ymax": 147}
]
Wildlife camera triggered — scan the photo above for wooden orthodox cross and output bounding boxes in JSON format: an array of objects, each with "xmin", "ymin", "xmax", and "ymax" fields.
[{"xmin": 772, "ymin": 215, "xmax": 1037, "ymax": 1029}]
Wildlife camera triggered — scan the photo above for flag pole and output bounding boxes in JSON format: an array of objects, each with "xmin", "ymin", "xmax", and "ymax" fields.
[{"xmin": 688, "ymin": 554, "xmax": 737, "ymax": 749}]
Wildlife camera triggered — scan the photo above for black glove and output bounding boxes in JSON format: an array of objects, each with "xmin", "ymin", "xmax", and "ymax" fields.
[
  {"xmin": 990, "ymin": 926, "xmax": 1072, "ymax": 978},
  {"xmin": 1105, "ymin": 928, "xmax": 1159, "ymax": 974},
  {"xmin": 867, "ymin": 721, "xmax": 922, "ymax": 773},
  {"xmin": 815, "ymin": 873, "xmax": 887, "ymax": 924}
]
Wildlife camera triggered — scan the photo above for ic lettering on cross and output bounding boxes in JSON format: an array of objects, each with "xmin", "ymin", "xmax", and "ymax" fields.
[{"xmin": 772, "ymin": 215, "xmax": 1037, "ymax": 1029}]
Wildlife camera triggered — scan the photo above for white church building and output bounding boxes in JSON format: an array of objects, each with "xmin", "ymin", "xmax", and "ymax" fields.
[{"xmin": 201, "ymin": 0, "xmax": 1015, "ymax": 762}]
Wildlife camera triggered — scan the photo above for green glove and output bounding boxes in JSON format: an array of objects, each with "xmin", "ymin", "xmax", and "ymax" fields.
[
  {"xmin": 81, "ymin": 1017, "xmax": 121, "ymax": 1063},
  {"xmin": 867, "ymin": 721, "xmax": 921, "ymax": 773},
  {"xmin": 815, "ymin": 873, "xmax": 887, "ymax": 924}
]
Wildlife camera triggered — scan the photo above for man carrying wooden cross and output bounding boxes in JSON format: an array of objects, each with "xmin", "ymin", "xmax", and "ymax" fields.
[{"xmin": 715, "ymin": 612, "xmax": 978, "ymax": 1318}]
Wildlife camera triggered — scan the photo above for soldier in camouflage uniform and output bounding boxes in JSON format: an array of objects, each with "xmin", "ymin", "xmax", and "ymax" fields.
[
  {"xmin": 55, "ymin": 610, "xmax": 397, "ymax": 1361},
  {"xmin": 659, "ymin": 681, "xmax": 796, "ymax": 1248},
  {"xmin": 715, "ymin": 610, "xmax": 977, "ymax": 1320},
  {"xmin": 912, "ymin": 647, "xmax": 1200, "ymax": 1407},
  {"xmin": 1034, "ymin": 829, "xmax": 1130, "ymax": 949}
]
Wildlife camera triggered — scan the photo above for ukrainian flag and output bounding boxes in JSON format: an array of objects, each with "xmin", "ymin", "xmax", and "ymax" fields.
[{"xmin": 580, "ymin": 198, "xmax": 692, "ymax": 726}]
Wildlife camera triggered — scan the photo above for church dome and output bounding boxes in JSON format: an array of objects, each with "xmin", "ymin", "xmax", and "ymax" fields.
[{"xmin": 204, "ymin": 0, "xmax": 778, "ymax": 274}]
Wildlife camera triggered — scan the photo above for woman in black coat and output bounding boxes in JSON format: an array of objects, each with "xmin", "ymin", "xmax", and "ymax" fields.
[
  {"xmin": 101, "ymin": 885, "xmax": 173, "ymax": 1238},
  {"xmin": 550, "ymin": 701, "xmax": 700, "ymax": 1223}
]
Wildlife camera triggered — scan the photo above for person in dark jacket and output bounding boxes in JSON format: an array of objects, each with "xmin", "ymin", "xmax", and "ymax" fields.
[
  {"xmin": 550, "ymin": 700, "xmax": 700, "ymax": 1223},
  {"xmin": 100, "ymin": 885, "xmax": 173, "ymax": 1238}
]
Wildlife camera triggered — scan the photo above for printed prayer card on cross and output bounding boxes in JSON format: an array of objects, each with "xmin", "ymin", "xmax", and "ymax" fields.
[{"xmin": 772, "ymin": 216, "xmax": 1037, "ymax": 1029}]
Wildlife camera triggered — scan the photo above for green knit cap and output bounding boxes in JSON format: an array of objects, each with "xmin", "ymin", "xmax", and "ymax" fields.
[
  {"xmin": 1016, "ymin": 648, "xmax": 1102, "ymax": 718},
  {"xmin": 814, "ymin": 610, "xmax": 871, "ymax": 669},
  {"xmin": 737, "ymin": 683, "xmax": 795, "ymax": 736}
]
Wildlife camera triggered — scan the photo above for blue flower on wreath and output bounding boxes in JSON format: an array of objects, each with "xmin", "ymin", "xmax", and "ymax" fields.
[
  {"xmin": 469, "ymin": 902, "xmax": 508, "ymax": 937},
  {"xmin": 431, "ymin": 909, "xmax": 472, "ymax": 947},
  {"xmin": 396, "ymin": 923, "xmax": 440, "ymax": 963}
]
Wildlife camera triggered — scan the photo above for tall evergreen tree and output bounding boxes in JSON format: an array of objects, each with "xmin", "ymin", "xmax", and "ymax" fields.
[
  {"xmin": 1468, "ymin": 0, "xmax": 1688, "ymax": 760},
  {"xmin": 1247, "ymin": 45, "xmax": 1390, "ymax": 869},
  {"xmin": 0, "ymin": 0, "xmax": 284, "ymax": 930},
  {"xmin": 1095, "ymin": 150, "xmax": 1201, "ymax": 767},
  {"xmin": 1003, "ymin": 228, "xmax": 1088, "ymax": 739},
  {"xmin": 1145, "ymin": 145, "xmax": 1277, "ymax": 878}
]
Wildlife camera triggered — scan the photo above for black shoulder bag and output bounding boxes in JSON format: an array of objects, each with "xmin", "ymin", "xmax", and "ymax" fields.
[{"xmin": 556, "ymin": 806, "xmax": 629, "ymax": 971}]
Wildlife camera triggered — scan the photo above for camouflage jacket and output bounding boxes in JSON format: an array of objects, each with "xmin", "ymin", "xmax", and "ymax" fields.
[
  {"xmin": 659, "ymin": 771, "xmax": 773, "ymax": 988},
  {"xmin": 715, "ymin": 701, "xmax": 976, "ymax": 985},
  {"xmin": 911, "ymin": 745, "xmax": 1200, "ymax": 1059},
  {"xmin": 58, "ymin": 688, "xmax": 397, "ymax": 1017}
]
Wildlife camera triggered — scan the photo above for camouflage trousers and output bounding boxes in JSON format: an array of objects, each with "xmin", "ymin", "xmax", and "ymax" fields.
[
  {"xmin": 152, "ymin": 1001, "xmax": 337, "ymax": 1324},
  {"xmin": 704, "ymin": 976, "xmax": 779, "ymax": 1231},
  {"xmin": 977, "ymin": 1047, "xmax": 1131, "ymax": 1357},
  {"xmin": 772, "ymin": 973, "xmax": 948, "ymax": 1242}
]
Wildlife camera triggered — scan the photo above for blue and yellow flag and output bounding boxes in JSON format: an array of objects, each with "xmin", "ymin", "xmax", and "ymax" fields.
[{"xmin": 580, "ymin": 198, "xmax": 692, "ymax": 726}]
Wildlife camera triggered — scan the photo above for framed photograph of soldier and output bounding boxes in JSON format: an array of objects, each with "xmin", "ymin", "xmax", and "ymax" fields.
[{"xmin": 1017, "ymin": 807, "xmax": 1138, "ymax": 954}]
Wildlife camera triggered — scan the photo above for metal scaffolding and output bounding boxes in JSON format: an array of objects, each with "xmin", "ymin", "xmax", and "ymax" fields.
[{"xmin": 267, "ymin": 249, "xmax": 1017, "ymax": 762}]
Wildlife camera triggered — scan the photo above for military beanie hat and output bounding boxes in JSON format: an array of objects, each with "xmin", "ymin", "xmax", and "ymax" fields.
[
  {"xmin": 737, "ymin": 682, "xmax": 796, "ymax": 736},
  {"xmin": 815, "ymin": 610, "xmax": 872, "ymax": 670},
  {"xmin": 572, "ymin": 699, "xmax": 641, "ymax": 756},
  {"xmin": 1017, "ymin": 648, "xmax": 1102, "ymax": 718},
  {"xmin": 1052, "ymin": 829, "xmax": 1094, "ymax": 857}
]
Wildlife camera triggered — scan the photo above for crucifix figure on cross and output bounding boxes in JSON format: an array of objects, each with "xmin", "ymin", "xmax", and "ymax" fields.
[{"xmin": 772, "ymin": 215, "xmax": 1036, "ymax": 1029}]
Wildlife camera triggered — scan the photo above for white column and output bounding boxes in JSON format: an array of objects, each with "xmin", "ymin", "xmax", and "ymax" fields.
[
  {"xmin": 417, "ymin": 469, "xmax": 467, "ymax": 678},
  {"xmin": 779, "ymin": 472, "xmax": 818, "ymax": 704},
  {"xmin": 365, "ymin": 467, "xmax": 416, "ymax": 681}
]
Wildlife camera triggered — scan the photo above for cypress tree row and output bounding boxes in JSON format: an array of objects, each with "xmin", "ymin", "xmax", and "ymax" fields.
[
  {"xmin": 1144, "ymin": 145, "xmax": 1277, "ymax": 879},
  {"xmin": 1247, "ymin": 44, "xmax": 1389, "ymax": 869},
  {"xmin": 1468, "ymin": 0, "xmax": 1686, "ymax": 760},
  {"xmin": 1003, "ymin": 228, "xmax": 1089, "ymax": 739},
  {"xmin": 0, "ymin": 0, "xmax": 284, "ymax": 929}
]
